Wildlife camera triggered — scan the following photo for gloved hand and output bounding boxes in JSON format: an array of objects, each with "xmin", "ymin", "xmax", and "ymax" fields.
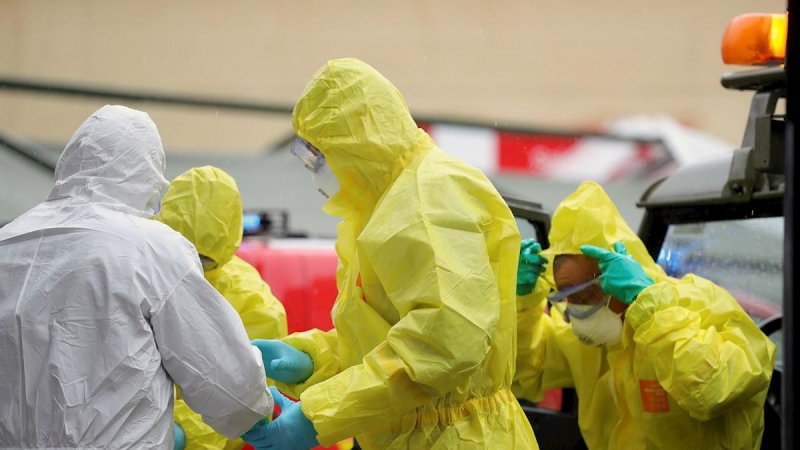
[
  {"xmin": 241, "ymin": 386, "xmax": 319, "ymax": 450},
  {"xmin": 580, "ymin": 241, "xmax": 654, "ymax": 304},
  {"xmin": 517, "ymin": 238, "xmax": 548, "ymax": 296},
  {"xmin": 251, "ymin": 339, "xmax": 314, "ymax": 384},
  {"xmin": 173, "ymin": 422, "xmax": 186, "ymax": 450}
]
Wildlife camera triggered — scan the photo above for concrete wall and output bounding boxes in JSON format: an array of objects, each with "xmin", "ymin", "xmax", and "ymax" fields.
[{"xmin": 0, "ymin": 0, "xmax": 785, "ymax": 155}]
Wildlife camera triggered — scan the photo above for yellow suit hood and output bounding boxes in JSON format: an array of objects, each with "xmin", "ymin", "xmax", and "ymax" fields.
[
  {"xmin": 292, "ymin": 57, "xmax": 434, "ymax": 219},
  {"xmin": 541, "ymin": 180, "xmax": 667, "ymax": 286},
  {"xmin": 155, "ymin": 166, "xmax": 243, "ymax": 267}
]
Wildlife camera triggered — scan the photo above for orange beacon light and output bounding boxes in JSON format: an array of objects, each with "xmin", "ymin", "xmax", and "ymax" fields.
[{"xmin": 721, "ymin": 13, "xmax": 788, "ymax": 66}]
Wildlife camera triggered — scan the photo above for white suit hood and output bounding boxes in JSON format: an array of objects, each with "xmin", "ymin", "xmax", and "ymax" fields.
[{"xmin": 47, "ymin": 104, "xmax": 169, "ymax": 217}]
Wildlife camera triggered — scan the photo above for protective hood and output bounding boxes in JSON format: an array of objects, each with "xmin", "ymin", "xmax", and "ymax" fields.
[
  {"xmin": 155, "ymin": 166, "xmax": 243, "ymax": 267},
  {"xmin": 541, "ymin": 181, "xmax": 667, "ymax": 287},
  {"xmin": 47, "ymin": 104, "xmax": 169, "ymax": 217},
  {"xmin": 291, "ymin": 57, "xmax": 434, "ymax": 218}
]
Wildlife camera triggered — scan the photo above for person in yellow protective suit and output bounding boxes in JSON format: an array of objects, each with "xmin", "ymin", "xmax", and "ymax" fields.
[
  {"xmin": 155, "ymin": 166, "xmax": 289, "ymax": 450},
  {"xmin": 513, "ymin": 180, "xmax": 777, "ymax": 449},
  {"xmin": 243, "ymin": 57, "xmax": 540, "ymax": 450}
]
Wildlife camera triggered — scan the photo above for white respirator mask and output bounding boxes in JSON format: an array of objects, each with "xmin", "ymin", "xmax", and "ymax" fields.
[{"xmin": 567, "ymin": 298, "xmax": 623, "ymax": 347}]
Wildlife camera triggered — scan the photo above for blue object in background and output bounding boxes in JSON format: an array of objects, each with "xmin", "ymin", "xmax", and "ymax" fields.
[{"xmin": 243, "ymin": 213, "xmax": 263, "ymax": 234}]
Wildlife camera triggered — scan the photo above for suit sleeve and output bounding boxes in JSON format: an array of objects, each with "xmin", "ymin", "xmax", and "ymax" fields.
[
  {"xmin": 512, "ymin": 280, "xmax": 575, "ymax": 402},
  {"xmin": 151, "ymin": 268, "xmax": 272, "ymax": 438},
  {"xmin": 625, "ymin": 275, "xmax": 776, "ymax": 420}
]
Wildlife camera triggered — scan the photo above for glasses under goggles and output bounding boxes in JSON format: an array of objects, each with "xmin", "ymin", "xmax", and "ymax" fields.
[
  {"xmin": 547, "ymin": 277, "xmax": 609, "ymax": 323},
  {"xmin": 290, "ymin": 137, "xmax": 323, "ymax": 173}
]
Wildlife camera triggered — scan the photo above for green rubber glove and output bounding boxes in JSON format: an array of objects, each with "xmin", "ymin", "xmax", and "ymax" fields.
[
  {"xmin": 580, "ymin": 241, "xmax": 654, "ymax": 304},
  {"xmin": 517, "ymin": 238, "xmax": 548, "ymax": 296}
]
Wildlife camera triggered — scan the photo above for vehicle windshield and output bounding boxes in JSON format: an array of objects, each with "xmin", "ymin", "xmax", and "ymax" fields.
[{"xmin": 658, "ymin": 217, "xmax": 784, "ymax": 365}]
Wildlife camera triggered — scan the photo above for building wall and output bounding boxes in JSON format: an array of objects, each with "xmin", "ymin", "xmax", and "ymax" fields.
[{"xmin": 0, "ymin": 0, "xmax": 785, "ymax": 155}]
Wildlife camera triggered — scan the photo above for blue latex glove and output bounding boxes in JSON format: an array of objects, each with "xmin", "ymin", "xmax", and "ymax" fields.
[
  {"xmin": 173, "ymin": 422, "xmax": 186, "ymax": 450},
  {"xmin": 241, "ymin": 386, "xmax": 319, "ymax": 450},
  {"xmin": 251, "ymin": 339, "xmax": 314, "ymax": 384},
  {"xmin": 517, "ymin": 238, "xmax": 548, "ymax": 296},
  {"xmin": 580, "ymin": 241, "xmax": 654, "ymax": 304}
]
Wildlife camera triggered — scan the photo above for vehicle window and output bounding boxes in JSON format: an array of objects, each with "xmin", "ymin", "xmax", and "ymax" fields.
[
  {"xmin": 657, "ymin": 217, "xmax": 783, "ymax": 364},
  {"xmin": 515, "ymin": 217, "xmax": 544, "ymax": 243}
]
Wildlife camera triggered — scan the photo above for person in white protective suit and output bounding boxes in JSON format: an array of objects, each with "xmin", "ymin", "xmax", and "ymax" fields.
[{"xmin": 0, "ymin": 105, "xmax": 273, "ymax": 449}]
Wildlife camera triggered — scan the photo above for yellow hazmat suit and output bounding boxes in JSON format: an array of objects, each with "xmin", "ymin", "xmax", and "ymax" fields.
[
  {"xmin": 156, "ymin": 166, "xmax": 288, "ymax": 450},
  {"xmin": 513, "ymin": 180, "xmax": 776, "ymax": 449},
  {"xmin": 277, "ymin": 58, "xmax": 539, "ymax": 449}
]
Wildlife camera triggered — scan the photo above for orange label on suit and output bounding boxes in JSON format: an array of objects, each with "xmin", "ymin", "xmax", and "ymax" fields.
[
  {"xmin": 639, "ymin": 379, "xmax": 670, "ymax": 413},
  {"xmin": 356, "ymin": 273, "xmax": 366, "ymax": 302}
]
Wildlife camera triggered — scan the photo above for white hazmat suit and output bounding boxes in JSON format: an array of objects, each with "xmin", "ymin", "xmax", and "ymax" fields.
[{"xmin": 0, "ymin": 105, "xmax": 272, "ymax": 449}]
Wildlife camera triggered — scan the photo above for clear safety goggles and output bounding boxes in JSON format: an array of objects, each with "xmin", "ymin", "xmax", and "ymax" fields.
[
  {"xmin": 290, "ymin": 137, "xmax": 323, "ymax": 173},
  {"xmin": 547, "ymin": 277, "xmax": 609, "ymax": 323}
]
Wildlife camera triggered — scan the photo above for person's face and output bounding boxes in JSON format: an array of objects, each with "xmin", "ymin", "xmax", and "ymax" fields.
[{"xmin": 553, "ymin": 254, "xmax": 628, "ymax": 316}]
